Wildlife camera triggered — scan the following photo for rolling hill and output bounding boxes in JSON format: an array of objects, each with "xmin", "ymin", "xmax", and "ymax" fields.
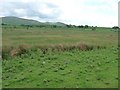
[{"xmin": 1, "ymin": 16, "xmax": 67, "ymax": 27}]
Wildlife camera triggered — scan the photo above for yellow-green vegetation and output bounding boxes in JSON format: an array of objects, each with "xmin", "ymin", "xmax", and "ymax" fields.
[
  {"xmin": 3, "ymin": 27, "xmax": 118, "ymax": 48},
  {"xmin": 2, "ymin": 26, "xmax": 118, "ymax": 88}
]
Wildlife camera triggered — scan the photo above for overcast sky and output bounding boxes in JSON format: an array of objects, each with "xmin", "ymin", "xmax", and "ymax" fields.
[{"xmin": 0, "ymin": 0, "xmax": 119, "ymax": 27}]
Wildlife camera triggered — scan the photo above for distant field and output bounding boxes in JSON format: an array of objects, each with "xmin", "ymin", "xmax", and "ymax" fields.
[
  {"xmin": 2, "ymin": 26, "xmax": 118, "ymax": 88},
  {"xmin": 2, "ymin": 27, "xmax": 118, "ymax": 48}
]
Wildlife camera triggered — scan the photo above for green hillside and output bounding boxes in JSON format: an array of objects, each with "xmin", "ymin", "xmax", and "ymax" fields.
[
  {"xmin": 1, "ymin": 16, "xmax": 44, "ymax": 25},
  {"xmin": 45, "ymin": 22, "xmax": 67, "ymax": 27},
  {"xmin": 1, "ymin": 16, "xmax": 67, "ymax": 27}
]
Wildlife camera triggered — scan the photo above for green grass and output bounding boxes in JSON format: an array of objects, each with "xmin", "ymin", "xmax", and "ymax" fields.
[
  {"xmin": 2, "ymin": 27, "xmax": 118, "ymax": 49},
  {"xmin": 2, "ymin": 26, "xmax": 118, "ymax": 88},
  {"xmin": 0, "ymin": 61, "xmax": 2, "ymax": 89},
  {"xmin": 2, "ymin": 47, "xmax": 118, "ymax": 88}
]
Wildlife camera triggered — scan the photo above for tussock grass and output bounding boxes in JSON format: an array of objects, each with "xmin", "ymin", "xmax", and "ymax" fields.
[
  {"xmin": 37, "ymin": 43, "xmax": 106, "ymax": 53},
  {"xmin": 2, "ymin": 43, "xmax": 106, "ymax": 59},
  {"xmin": 2, "ymin": 45, "xmax": 29, "ymax": 59}
]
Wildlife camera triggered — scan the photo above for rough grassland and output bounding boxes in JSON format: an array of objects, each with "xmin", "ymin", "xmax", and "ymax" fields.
[
  {"xmin": 2, "ymin": 27, "xmax": 118, "ymax": 48},
  {"xmin": 2, "ymin": 27, "xmax": 118, "ymax": 88}
]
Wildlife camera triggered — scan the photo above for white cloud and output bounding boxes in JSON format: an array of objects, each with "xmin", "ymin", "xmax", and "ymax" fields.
[
  {"xmin": 14, "ymin": 9, "xmax": 27, "ymax": 16},
  {"xmin": 0, "ymin": 0, "xmax": 119, "ymax": 27}
]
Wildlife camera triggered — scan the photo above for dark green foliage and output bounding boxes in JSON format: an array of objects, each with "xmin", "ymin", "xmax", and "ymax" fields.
[{"xmin": 112, "ymin": 26, "xmax": 119, "ymax": 29}]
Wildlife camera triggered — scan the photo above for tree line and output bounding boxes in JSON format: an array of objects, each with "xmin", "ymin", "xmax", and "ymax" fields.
[{"xmin": 1, "ymin": 23, "xmax": 119, "ymax": 31}]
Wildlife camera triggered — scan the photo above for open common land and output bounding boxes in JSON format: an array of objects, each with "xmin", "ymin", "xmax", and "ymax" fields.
[{"xmin": 2, "ymin": 26, "xmax": 118, "ymax": 88}]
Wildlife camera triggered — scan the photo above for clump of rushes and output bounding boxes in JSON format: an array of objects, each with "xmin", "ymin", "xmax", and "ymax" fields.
[
  {"xmin": 115, "ymin": 77, "xmax": 119, "ymax": 80},
  {"xmin": 5, "ymin": 43, "xmax": 106, "ymax": 58},
  {"xmin": 4, "ymin": 83, "xmax": 10, "ymax": 87},
  {"xmin": 53, "ymin": 68, "xmax": 59, "ymax": 72},
  {"xmin": 36, "ymin": 84, "xmax": 40, "ymax": 86},
  {"xmin": 104, "ymin": 82, "xmax": 110, "ymax": 85},
  {"xmin": 43, "ymin": 79, "xmax": 51, "ymax": 84},
  {"xmin": 10, "ymin": 45, "xmax": 27, "ymax": 57},
  {"xmin": 86, "ymin": 78, "xmax": 89, "ymax": 81},
  {"xmin": 59, "ymin": 79, "xmax": 64, "ymax": 82},
  {"xmin": 36, "ymin": 43, "xmax": 106, "ymax": 54},
  {"xmin": 60, "ymin": 73, "xmax": 66, "ymax": 76},
  {"xmin": 38, "ymin": 73, "xmax": 42, "ymax": 76},
  {"xmin": 96, "ymin": 77, "xmax": 101, "ymax": 81},
  {"xmin": 26, "ymin": 80, "xmax": 30, "ymax": 83},
  {"xmin": 29, "ymin": 70, "xmax": 32, "ymax": 72},
  {"xmin": 59, "ymin": 67, "xmax": 64, "ymax": 70}
]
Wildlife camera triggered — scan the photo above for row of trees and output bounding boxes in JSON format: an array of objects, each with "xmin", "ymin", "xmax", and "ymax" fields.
[
  {"xmin": 1, "ymin": 23, "xmax": 94, "ymax": 28},
  {"xmin": 66, "ymin": 25, "xmax": 89, "ymax": 28},
  {"xmin": 66, "ymin": 25, "xmax": 97, "ymax": 31},
  {"xmin": 1, "ymin": 23, "xmax": 119, "ymax": 30}
]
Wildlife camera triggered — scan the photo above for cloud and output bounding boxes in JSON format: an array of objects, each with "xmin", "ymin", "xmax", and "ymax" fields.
[
  {"xmin": 0, "ymin": 1, "xmax": 62, "ymax": 21},
  {"xmin": 55, "ymin": 0, "xmax": 118, "ymax": 27},
  {"xmin": 0, "ymin": 0, "xmax": 119, "ymax": 27}
]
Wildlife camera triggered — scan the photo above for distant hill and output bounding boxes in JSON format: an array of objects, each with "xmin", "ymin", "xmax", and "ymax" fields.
[
  {"xmin": 1, "ymin": 16, "xmax": 67, "ymax": 27},
  {"xmin": 1, "ymin": 16, "xmax": 44, "ymax": 25},
  {"xmin": 45, "ymin": 22, "xmax": 67, "ymax": 27}
]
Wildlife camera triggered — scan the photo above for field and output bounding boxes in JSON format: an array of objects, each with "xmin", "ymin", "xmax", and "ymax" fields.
[{"xmin": 2, "ymin": 26, "xmax": 118, "ymax": 88}]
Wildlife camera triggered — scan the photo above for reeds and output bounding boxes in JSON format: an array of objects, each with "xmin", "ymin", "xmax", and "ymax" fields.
[{"xmin": 2, "ymin": 43, "xmax": 106, "ymax": 58}]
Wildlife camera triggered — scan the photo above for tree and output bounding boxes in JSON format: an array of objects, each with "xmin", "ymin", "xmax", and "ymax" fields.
[
  {"xmin": 66, "ymin": 25, "xmax": 71, "ymax": 28},
  {"xmin": 1, "ymin": 23, "xmax": 7, "ymax": 25},
  {"xmin": 53, "ymin": 25, "xmax": 57, "ymax": 28},
  {"xmin": 78, "ymin": 25, "xmax": 84, "ymax": 28},
  {"xmin": 112, "ymin": 26, "xmax": 119, "ymax": 29},
  {"xmin": 85, "ymin": 25, "xmax": 89, "ymax": 28},
  {"xmin": 92, "ymin": 26, "xmax": 96, "ymax": 31}
]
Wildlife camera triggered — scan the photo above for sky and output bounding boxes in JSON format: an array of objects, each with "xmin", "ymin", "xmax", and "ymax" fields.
[{"xmin": 0, "ymin": 0, "xmax": 119, "ymax": 27}]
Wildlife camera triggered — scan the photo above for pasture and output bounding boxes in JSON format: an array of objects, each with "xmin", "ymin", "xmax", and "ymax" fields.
[{"xmin": 2, "ymin": 26, "xmax": 118, "ymax": 88}]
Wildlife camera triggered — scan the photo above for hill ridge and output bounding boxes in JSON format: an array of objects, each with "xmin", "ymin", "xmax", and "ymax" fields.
[{"xmin": 1, "ymin": 16, "xmax": 67, "ymax": 27}]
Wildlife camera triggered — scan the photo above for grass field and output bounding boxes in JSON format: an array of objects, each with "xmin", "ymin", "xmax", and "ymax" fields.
[
  {"xmin": 3, "ymin": 27, "xmax": 118, "ymax": 48},
  {"xmin": 2, "ymin": 26, "xmax": 118, "ymax": 88}
]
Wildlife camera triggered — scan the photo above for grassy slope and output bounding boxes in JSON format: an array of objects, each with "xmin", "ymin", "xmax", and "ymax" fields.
[{"xmin": 2, "ymin": 27, "xmax": 118, "ymax": 88}]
